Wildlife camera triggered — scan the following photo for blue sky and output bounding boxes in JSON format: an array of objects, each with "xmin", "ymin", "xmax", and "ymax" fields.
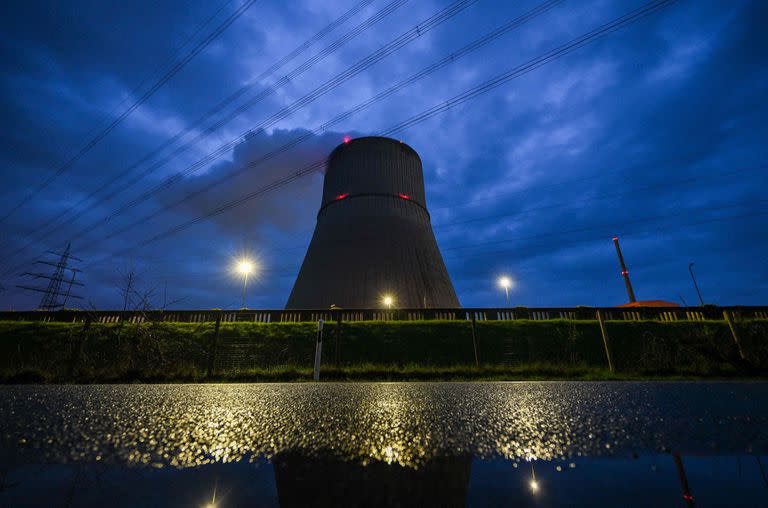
[{"xmin": 0, "ymin": 0, "xmax": 766, "ymax": 310}]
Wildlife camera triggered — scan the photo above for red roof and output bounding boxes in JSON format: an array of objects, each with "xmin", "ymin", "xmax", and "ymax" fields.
[{"xmin": 615, "ymin": 300, "xmax": 680, "ymax": 308}]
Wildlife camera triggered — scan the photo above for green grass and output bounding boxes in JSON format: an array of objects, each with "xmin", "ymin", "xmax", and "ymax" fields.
[{"xmin": 0, "ymin": 319, "xmax": 765, "ymax": 383}]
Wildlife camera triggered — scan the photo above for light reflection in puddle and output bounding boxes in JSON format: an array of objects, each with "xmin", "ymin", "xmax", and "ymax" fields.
[
  {"xmin": 0, "ymin": 382, "xmax": 766, "ymax": 506},
  {"xmin": 1, "ymin": 454, "xmax": 766, "ymax": 507}
]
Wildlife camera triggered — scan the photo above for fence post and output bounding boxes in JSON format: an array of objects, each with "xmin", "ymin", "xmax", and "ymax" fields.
[
  {"xmin": 471, "ymin": 312, "xmax": 479, "ymax": 367},
  {"xmin": 68, "ymin": 317, "xmax": 91, "ymax": 378},
  {"xmin": 723, "ymin": 310, "xmax": 748, "ymax": 362},
  {"xmin": 334, "ymin": 312, "xmax": 342, "ymax": 366},
  {"xmin": 207, "ymin": 313, "xmax": 222, "ymax": 378},
  {"xmin": 596, "ymin": 310, "xmax": 615, "ymax": 373},
  {"xmin": 314, "ymin": 319, "xmax": 324, "ymax": 381}
]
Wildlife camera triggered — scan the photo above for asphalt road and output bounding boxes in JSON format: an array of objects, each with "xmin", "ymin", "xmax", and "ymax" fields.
[{"xmin": 1, "ymin": 381, "xmax": 767, "ymax": 468}]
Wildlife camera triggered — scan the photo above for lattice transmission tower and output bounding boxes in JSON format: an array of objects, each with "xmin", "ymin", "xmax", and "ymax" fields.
[{"xmin": 16, "ymin": 242, "xmax": 84, "ymax": 310}]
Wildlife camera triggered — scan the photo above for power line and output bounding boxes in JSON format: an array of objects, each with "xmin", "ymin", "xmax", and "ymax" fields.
[
  {"xmin": 0, "ymin": 0, "xmax": 261, "ymax": 224},
  {"xmin": 60, "ymin": 0, "xmax": 237, "ymax": 171},
  {"xmin": 0, "ymin": 0, "xmax": 482, "ymax": 277},
  {"xmin": 58, "ymin": 0, "xmax": 478, "ymax": 246},
  {"xmin": 3, "ymin": 0, "xmax": 680, "ymax": 282},
  {"xmin": 7, "ymin": 0, "xmax": 382, "ymax": 253},
  {"xmin": 73, "ymin": 0, "xmax": 558, "ymax": 249},
  {"xmin": 89, "ymin": 0, "xmax": 679, "ymax": 260},
  {"xmin": 380, "ymin": 0, "xmax": 680, "ymax": 136}
]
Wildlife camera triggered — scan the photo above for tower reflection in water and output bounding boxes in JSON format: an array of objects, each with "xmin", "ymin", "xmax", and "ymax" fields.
[
  {"xmin": 272, "ymin": 453, "xmax": 472, "ymax": 507},
  {"xmin": 2, "ymin": 453, "xmax": 768, "ymax": 507},
  {"xmin": 1, "ymin": 383, "xmax": 766, "ymax": 506}
]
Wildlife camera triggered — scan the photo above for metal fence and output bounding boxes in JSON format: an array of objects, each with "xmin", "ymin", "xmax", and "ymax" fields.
[{"xmin": 0, "ymin": 305, "xmax": 766, "ymax": 324}]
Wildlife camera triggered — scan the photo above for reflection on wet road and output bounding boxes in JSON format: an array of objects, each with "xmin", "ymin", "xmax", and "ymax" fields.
[{"xmin": 1, "ymin": 382, "xmax": 767, "ymax": 506}]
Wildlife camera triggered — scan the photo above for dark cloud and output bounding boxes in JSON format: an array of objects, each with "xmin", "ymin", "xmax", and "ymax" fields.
[{"xmin": 0, "ymin": 0, "xmax": 766, "ymax": 309}]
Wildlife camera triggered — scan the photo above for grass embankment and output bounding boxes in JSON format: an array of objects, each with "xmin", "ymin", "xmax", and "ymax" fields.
[
  {"xmin": 0, "ymin": 319, "xmax": 766, "ymax": 383},
  {"xmin": 2, "ymin": 364, "xmax": 756, "ymax": 384}
]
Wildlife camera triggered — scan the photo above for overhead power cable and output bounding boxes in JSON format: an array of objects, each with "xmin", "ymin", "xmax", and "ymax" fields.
[
  {"xmin": 10, "ymin": 0, "xmax": 382, "ymax": 251},
  {"xmin": 40, "ymin": 0, "xmax": 479, "ymax": 248},
  {"xmin": 67, "ymin": 0, "xmax": 237, "ymax": 169},
  {"xmin": 94, "ymin": 0, "xmax": 678, "ymax": 258},
  {"xmin": 71, "ymin": 0, "xmax": 557, "ymax": 249},
  {"xmin": 5, "ymin": 0, "xmax": 678, "ymax": 280},
  {"xmin": 4, "ymin": 0, "xmax": 480, "ymax": 273},
  {"xmin": 73, "ymin": 0, "xmax": 478, "ymax": 233},
  {"xmin": 0, "ymin": 0, "xmax": 261, "ymax": 224}
]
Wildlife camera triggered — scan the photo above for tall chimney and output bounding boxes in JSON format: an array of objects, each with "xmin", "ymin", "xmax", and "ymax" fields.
[{"xmin": 612, "ymin": 236, "xmax": 636, "ymax": 303}]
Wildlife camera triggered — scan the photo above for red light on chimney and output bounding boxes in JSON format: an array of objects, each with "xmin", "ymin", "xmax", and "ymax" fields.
[
  {"xmin": 612, "ymin": 237, "xmax": 619, "ymax": 241},
  {"xmin": 683, "ymin": 494, "xmax": 694, "ymax": 502},
  {"xmin": 342, "ymin": 136, "xmax": 352, "ymax": 144},
  {"xmin": 335, "ymin": 193, "xmax": 349, "ymax": 201},
  {"xmin": 398, "ymin": 193, "xmax": 411, "ymax": 200},
  {"xmin": 621, "ymin": 270, "xmax": 628, "ymax": 275}
]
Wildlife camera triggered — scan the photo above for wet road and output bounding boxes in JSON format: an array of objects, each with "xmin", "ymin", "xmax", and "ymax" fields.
[{"xmin": 1, "ymin": 381, "xmax": 767, "ymax": 467}]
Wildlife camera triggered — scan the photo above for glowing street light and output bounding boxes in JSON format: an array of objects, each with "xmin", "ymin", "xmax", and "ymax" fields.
[
  {"xmin": 497, "ymin": 275, "xmax": 513, "ymax": 307},
  {"xmin": 529, "ymin": 461, "xmax": 540, "ymax": 494},
  {"xmin": 237, "ymin": 260, "xmax": 254, "ymax": 275},
  {"xmin": 203, "ymin": 482, "xmax": 218, "ymax": 508},
  {"xmin": 382, "ymin": 294, "xmax": 394, "ymax": 309},
  {"xmin": 235, "ymin": 258, "xmax": 256, "ymax": 308}
]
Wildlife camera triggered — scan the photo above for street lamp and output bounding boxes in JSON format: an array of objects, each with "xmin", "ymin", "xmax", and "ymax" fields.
[
  {"xmin": 382, "ymin": 294, "xmax": 394, "ymax": 309},
  {"xmin": 497, "ymin": 276, "xmax": 512, "ymax": 307},
  {"xmin": 236, "ymin": 259, "xmax": 255, "ymax": 308}
]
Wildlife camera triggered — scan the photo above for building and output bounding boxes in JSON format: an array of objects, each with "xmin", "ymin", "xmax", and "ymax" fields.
[{"xmin": 286, "ymin": 136, "xmax": 459, "ymax": 309}]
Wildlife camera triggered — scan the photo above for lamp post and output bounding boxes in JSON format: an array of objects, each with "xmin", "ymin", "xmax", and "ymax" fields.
[
  {"xmin": 382, "ymin": 294, "xmax": 394, "ymax": 309},
  {"xmin": 497, "ymin": 276, "xmax": 512, "ymax": 307},
  {"xmin": 688, "ymin": 262, "xmax": 704, "ymax": 306},
  {"xmin": 236, "ymin": 259, "xmax": 254, "ymax": 308}
]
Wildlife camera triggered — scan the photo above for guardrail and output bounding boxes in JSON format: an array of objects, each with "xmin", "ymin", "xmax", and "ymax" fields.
[{"xmin": 0, "ymin": 306, "xmax": 766, "ymax": 324}]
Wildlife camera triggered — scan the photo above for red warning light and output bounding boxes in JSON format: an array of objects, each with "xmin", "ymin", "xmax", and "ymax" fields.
[
  {"xmin": 398, "ymin": 193, "xmax": 411, "ymax": 200},
  {"xmin": 683, "ymin": 494, "xmax": 694, "ymax": 502},
  {"xmin": 612, "ymin": 236, "xmax": 619, "ymax": 241},
  {"xmin": 342, "ymin": 136, "xmax": 352, "ymax": 144},
  {"xmin": 621, "ymin": 270, "xmax": 629, "ymax": 275},
  {"xmin": 335, "ymin": 193, "xmax": 349, "ymax": 201}
]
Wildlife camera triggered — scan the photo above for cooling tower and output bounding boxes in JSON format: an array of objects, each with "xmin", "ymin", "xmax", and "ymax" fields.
[{"xmin": 285, "ymin": 136, "xmax": 459, "ymax": 309}]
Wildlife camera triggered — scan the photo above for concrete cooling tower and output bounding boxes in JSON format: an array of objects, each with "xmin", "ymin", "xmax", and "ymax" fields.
[{"xmin": 285, "ymin": 136, "xmax": 459, "ymax": 309}]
